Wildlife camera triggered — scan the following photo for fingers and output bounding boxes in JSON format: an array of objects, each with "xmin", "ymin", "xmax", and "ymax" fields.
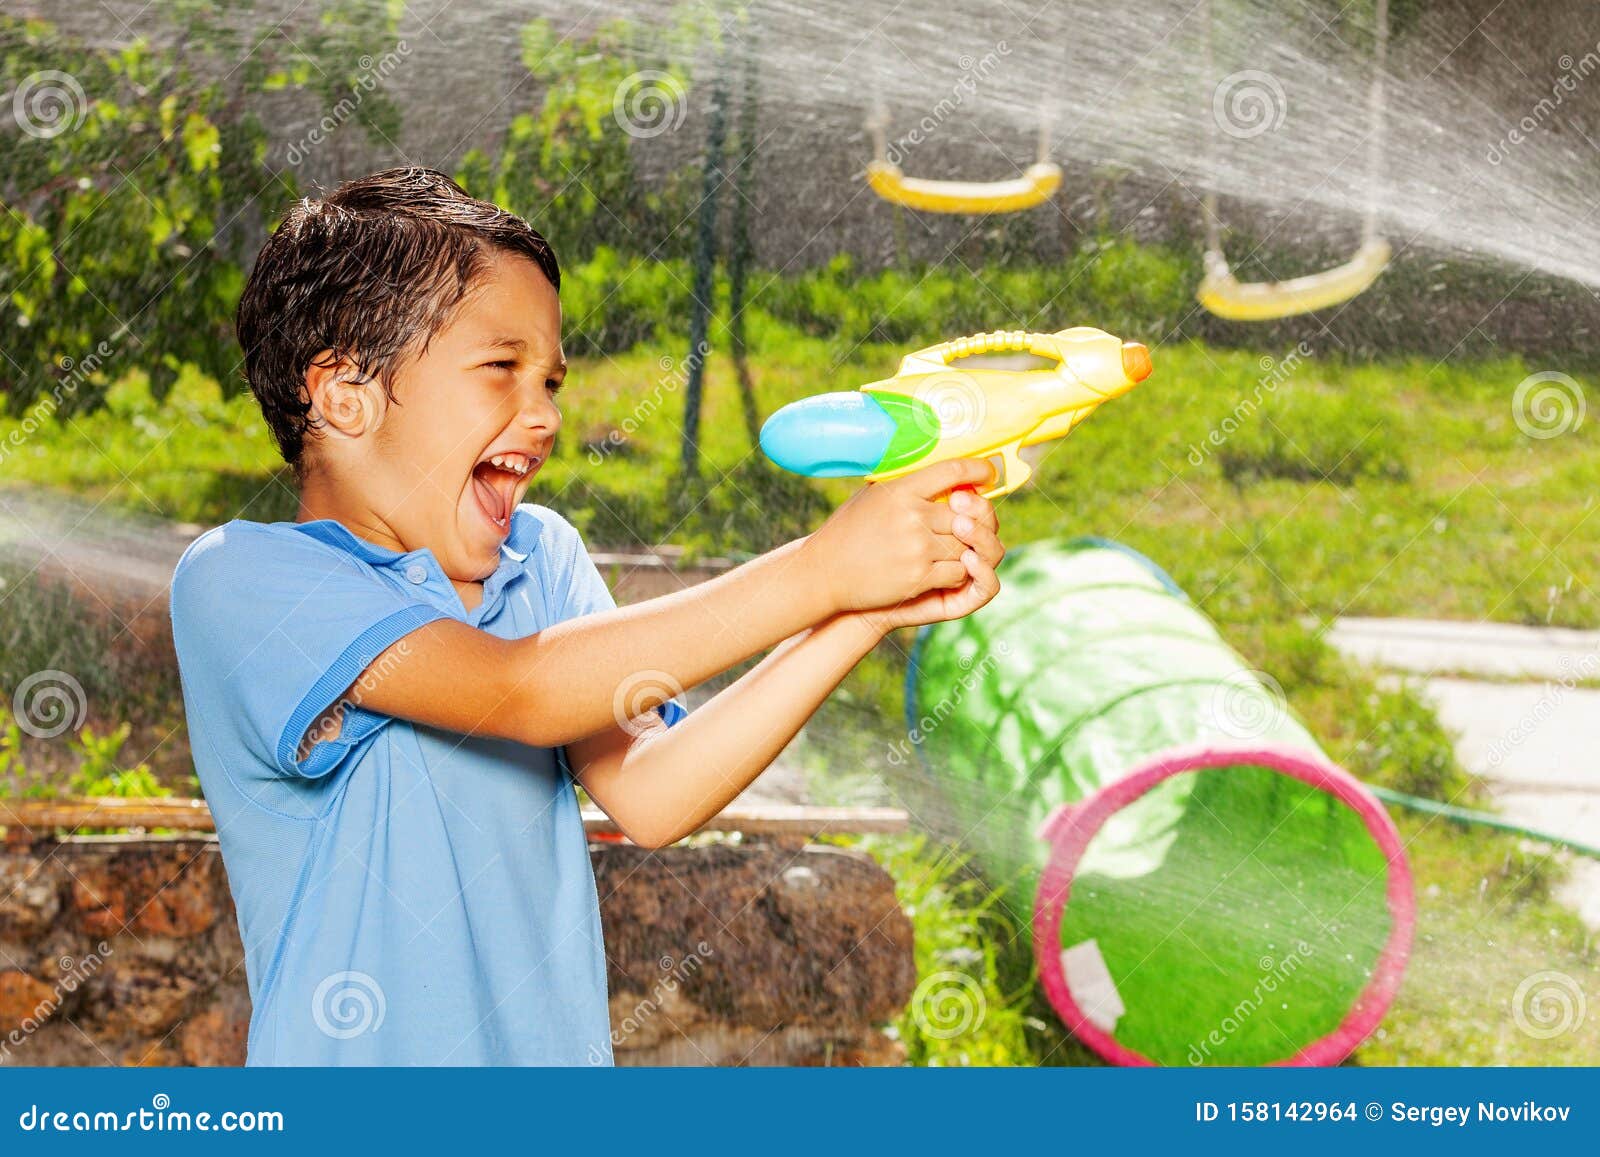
[
  {"xmin": 899, "ymin": 455, "xmax": 997, "ymax": 500},
  {"xmin": 952, "ymin": 547, "xmax": 1001, "ymax": 613},
  {"xmin": 950, "ymin": 514, "xmax": 1003, "ymax": 570},
  {"xmin": 949, "ymin": 486, "xmax": 997, "ymax": 534},
  {"xmin": 923, "ymin": 559, "xmax": 970, "ymax": 590},
  {"xmin": 921, "ymin": 501, "xmax": 958, "ymax": 536},
  {"xmin": 965, "ymin": 546, "xmax": 999, "ymax": 592},
  {"xmin": 948, "ymin": 480, "xmax": 1002, "ymax": 571}
]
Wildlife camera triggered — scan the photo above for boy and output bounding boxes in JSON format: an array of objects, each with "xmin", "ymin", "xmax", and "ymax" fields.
[{"xmin": 170, "ymin": 167, "xmax": 1004, "ymax": 1066}]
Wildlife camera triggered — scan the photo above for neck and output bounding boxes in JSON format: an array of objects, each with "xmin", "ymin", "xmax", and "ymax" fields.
[
  {"xmin": 295, "ymin": 468, "xmax": 407, "ymax": 554},
  {"xmin": 296, "ymin": 470, "xmax": 487, "ymax": 613},
  {"xmin": 451, "ymin": 577, "xmax": 484, "ymax": 611}
]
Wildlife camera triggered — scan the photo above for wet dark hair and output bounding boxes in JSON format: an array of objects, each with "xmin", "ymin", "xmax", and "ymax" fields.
[{"xmin": 236, "ymin": 166, "xmax": 560, "ymax": 467}]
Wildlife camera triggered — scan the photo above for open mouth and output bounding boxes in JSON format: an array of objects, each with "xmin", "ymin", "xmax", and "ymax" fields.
[{"xmin": 470, "ymin": 450, "xmax": 541, "ymax": 532}]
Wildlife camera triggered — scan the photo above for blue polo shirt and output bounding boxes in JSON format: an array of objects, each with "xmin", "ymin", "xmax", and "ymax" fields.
[{"xmin": 169, "ymin": 503, "xmax": 687, "ymax": 1066}]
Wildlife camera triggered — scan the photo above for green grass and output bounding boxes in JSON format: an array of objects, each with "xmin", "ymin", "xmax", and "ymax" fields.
[
  {"xmin": 1359, "ymin": 815, "xmax": 1600, "ymax": 1065},
  {"xmin": 0, "ymin": 365, "xmax": 294, "ymax": 525},
  {"xmin": 837, "ymin": 833, "xmax": 1039, "ymax": 1067},
  {"xmin": 11, "ymin": 309, "xmax": 1595, "ymax": 625}
]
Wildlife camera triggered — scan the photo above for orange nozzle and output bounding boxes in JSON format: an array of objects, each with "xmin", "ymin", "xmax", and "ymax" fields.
[{"xmin": 1120, "ymin": 342, "xmax": 1153, "ymax": 383}]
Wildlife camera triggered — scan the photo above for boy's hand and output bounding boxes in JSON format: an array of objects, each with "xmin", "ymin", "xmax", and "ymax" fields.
[
  {"xmin": 859, "ymin": 485, "xmax": 1004, "ymax": 632},
  {"xmin": 803, "ymin": 457, "xmax": 999, "ymax": 616}
]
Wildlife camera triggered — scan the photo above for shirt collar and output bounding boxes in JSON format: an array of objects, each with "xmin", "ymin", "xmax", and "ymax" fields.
[{"xmin": 283, "ymin": 506, "xmax": 546, "ymax": 575}]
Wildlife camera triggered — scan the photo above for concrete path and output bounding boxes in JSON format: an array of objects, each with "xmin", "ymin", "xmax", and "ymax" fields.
[
  {"xmin": 1327, "ymin": 618, "xmax": 1600, "ymax": 928},
  {"xmin": 1329, "ymin": 616, "xmax": 1600, "ymax": 681}
]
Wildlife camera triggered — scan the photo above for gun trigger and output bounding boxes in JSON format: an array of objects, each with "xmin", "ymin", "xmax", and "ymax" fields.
[{"xmin": 980, "ymin": 443, "xmax": 1031, "ymax": 499}]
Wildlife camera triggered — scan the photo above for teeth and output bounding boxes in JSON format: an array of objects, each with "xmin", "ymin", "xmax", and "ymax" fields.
[
  {"xmin": 483, "ymin": 451, "xmax": 540, "ymax": 473},
  {"xmin": 484, "ymin": 451, "xmax": 536, "ymax": 477}
]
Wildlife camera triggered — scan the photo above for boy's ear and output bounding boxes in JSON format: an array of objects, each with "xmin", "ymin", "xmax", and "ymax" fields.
[{"xmin": 304, "ymin": 350, "xmax": 387, "ymax": 440}]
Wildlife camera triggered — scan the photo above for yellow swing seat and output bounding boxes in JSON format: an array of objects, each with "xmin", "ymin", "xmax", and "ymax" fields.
[
  {"xmin": 865, "ymin": 159, "xmax": 1063, "ymax": 215},
  {"xmin": 864, "ymin": 100, "xmax": 1061, "ymax": 215},
  {"xmin": 1196, "ymin": 238, "xmax": 1392, "ymax": 322},
  {"xmin": 1196, "ymin": 0, "xmax": 1392, "ymax": 322}
]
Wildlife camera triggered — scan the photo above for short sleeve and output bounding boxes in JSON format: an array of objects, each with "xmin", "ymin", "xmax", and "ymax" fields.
[
  {"xmin": 532, "ymin": 505, "xmax": 688, "ymax": 729},
  {"xmin": 170, "ymin": 524, "xmax": 451, "ymax": 778}
]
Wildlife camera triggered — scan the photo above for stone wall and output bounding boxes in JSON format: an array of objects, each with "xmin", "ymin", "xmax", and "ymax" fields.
[{"xmin": 0, "ymin": 836, "xmax": 913, "ymax": 1066}]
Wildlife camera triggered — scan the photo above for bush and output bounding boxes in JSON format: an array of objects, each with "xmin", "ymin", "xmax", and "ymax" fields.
[
  {"xmin": 454, "ymin": 16, "xmax": 700, "ymax": 264},
  {"xmin": 0, "ymin": 17, "xmax": 268, "ymax": 413},
  {"xmin": 0, "ymin": 6, "xmax": 407, "ymax": 415},
  {"xmin": 757, "ymin": 241, "xmax": 1197, "ymax": 351},
  {"xmin": 559, "ymin": 248, "xmax": 694, "ymax": 356},
  {"xmin": 1343, "ymin": 681, "xmax": 1471, "ymax": 800}
]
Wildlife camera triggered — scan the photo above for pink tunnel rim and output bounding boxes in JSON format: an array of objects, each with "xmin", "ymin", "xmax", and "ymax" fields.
[{"xmin": 1031, "ymin": 741, "xmax": 1416, "ymax": 1067}]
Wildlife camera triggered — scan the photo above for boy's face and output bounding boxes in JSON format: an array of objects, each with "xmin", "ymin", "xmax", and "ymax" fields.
[{"xmin": 356, "ymin": 250, "xmax": 565, "ymax": 582}]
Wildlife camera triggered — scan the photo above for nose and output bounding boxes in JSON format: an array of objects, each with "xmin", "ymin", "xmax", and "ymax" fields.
[{"xmin": 515, "ymin": 381, "xmax": 562, "ymax": 435}]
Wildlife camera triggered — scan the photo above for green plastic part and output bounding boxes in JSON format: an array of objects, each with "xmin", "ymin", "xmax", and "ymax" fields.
[{"xmin": 868, "ymin": 391, "xmax": 942, "ymax": 473}]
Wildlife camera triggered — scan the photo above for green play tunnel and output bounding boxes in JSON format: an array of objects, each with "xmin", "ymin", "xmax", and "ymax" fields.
[{"xmin": 904, "ymin": 537, "xmax": 1414, "ymax": 1066}]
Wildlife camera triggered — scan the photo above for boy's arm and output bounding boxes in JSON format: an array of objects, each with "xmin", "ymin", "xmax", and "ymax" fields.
[
  {"xmin": 567, "ymin": 497, "xmax": 1004, "ymax": 848},
  {"xmin": 347, "ymin": 458, "xmax": 997, "ymax": 752}
]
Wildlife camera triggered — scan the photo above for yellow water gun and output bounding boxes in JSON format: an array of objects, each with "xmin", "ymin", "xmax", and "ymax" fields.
[{"xmin": 759, "ymin": 327, "xmax": 1152, "ymax": 499}]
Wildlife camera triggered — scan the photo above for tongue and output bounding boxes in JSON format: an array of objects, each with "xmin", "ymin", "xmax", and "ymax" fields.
[{"xmin": 471, "ymin": 463, "xmax": 515, "ymax": 527}]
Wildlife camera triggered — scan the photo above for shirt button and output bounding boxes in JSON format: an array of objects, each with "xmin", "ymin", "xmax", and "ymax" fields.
[{"xmin": 404, "ymin": 563, "xmax": 428, "ymax": 585}]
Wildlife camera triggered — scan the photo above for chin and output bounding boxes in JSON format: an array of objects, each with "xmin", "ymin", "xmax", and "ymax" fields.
[
  {"xmin": 459, "ymin": 546, "xmax": 502, "ymax": 582},
  {"xmin": 436, "ymin": 536, "xmax": 497, "ymax": 586}
]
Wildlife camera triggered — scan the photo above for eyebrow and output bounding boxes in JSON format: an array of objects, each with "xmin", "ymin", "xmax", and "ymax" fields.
[
  {"xmin": 482, "ymin": 336, "xmax": 528, "ymax": 353},
  {"xmin": 479, "ymin": 336, "xmax": 566, "ymax": 371}
]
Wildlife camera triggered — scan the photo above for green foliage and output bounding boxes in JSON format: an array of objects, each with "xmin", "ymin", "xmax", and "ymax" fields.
[
  {"xmin": 0, "ymin": 4, "xmax": 406, "ymax": 416},
  {"xmin": 1225, "ymin": 619, "xmax": 1472, "ymax": 803},
  {"xmin": 0, "ymin": 16, "xmax": 269, "ymax": 413},
  {"xmin": 558, "ymin": 246, "xmax": 694, "ymax": 356},
  {"xmin": 760, "ymin": 240, "xmax": 1196, "ymax": 352},
  {"xmin": 65, "ymin": 722, "xmax": 169, "ymax": 800},
  {"xmin": 1343, "ymin": 681, "xmax": 1471, "ymax": 800},
  {"xmin": 0, "ymin": 558, "xmax": 180, "ymax": 725},
  {"xmin": 454, "ymin": 16, "xmax": 700, "ymax": 262},
  {"xmin": 275, "ymin": 0, "xmax": 407, "ymax": 145},
  {"xmin": 0, "ymin": 706, "xmax": 168, "ymax": 803},
  {"xmin": 0, "ymin": 364, "xmax": 295, "ymax": 524},
  {"xmin": 852, "ymin": 834, "xmax": 1037, "ymax": 1066},
  {"xmin": 1072, "ymin": 235, "xmax": 1196, "ymax": 336},
  {"xmin": 0, "ymin": 712, "xmax": 54, "ymax": 800}
]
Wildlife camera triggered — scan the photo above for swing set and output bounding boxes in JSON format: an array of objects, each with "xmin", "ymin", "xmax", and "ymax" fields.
[
  {"xmin": 859, "ymin": 0, "xmax": 1392, "ymax": 322},
  {"xmin": 1196, "ymin": 0, "xmax": 1392, "ymax": 320}
]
